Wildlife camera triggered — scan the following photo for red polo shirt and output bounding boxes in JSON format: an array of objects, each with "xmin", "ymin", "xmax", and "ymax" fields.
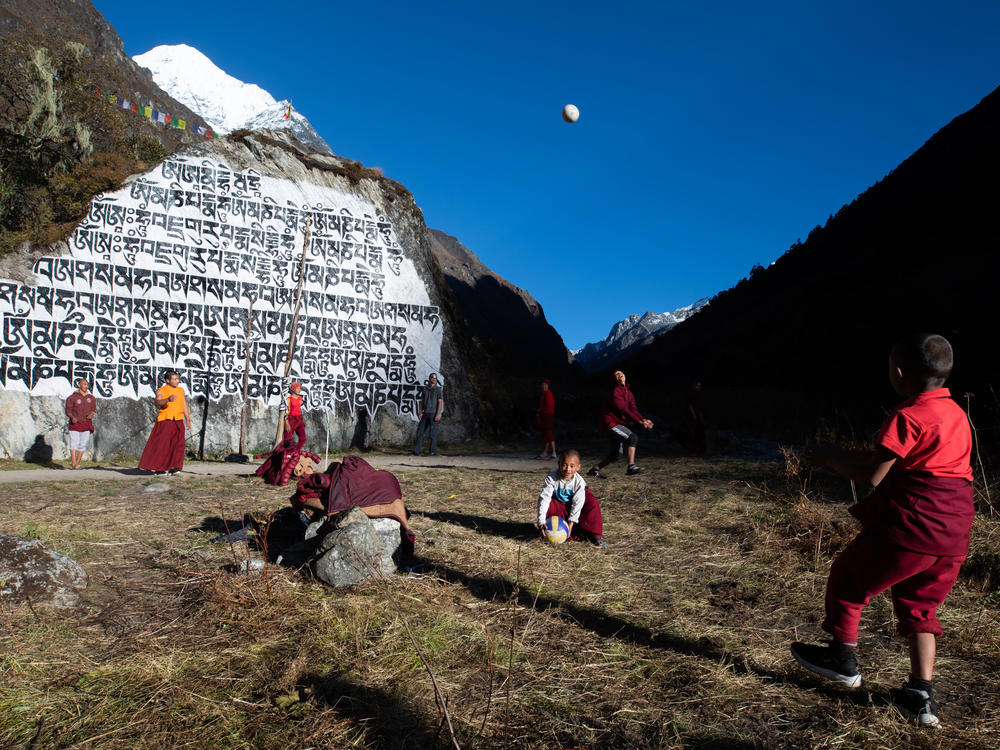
[
  {"xmin": 852, "ymin": 388, "xmax": 975, "ymax": 556},
  {"xmin": 877, "ymin": 388, "xmax": 973, "ymax": 480}
]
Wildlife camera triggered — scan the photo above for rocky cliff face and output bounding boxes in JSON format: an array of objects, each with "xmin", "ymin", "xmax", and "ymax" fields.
[
  {"xmin": 0, "ymin": 131, "xmax": 479, "ymax": 459},
  {"xmin": 428, "ymin": 228, "xmax": 573, "ymax": 373}
]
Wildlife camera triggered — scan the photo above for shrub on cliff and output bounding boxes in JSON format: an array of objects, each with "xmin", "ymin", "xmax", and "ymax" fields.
[{"xmin": 0, "ymin": 37, "xmax": 172, "ymax": 254}]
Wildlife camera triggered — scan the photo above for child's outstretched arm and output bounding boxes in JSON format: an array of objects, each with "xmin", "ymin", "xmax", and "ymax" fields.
[
  {"xmin": 805, "ymin": 443, "xmax": 898, "ymax": 487},
  {"xmin": 537, "ymin": 474, "xmax": 557, "ymax": 533}
]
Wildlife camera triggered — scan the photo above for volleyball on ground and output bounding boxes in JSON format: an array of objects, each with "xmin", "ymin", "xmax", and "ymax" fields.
[
  {"xmin": 544, "ymin": 516, "xmax": 570, "ymax": 544},
  {"xmin": 562, "ymin": 104, "xmax": 579, "ymax": 123}
]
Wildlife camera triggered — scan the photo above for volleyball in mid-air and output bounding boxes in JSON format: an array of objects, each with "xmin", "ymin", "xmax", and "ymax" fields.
[
  {"xmin": 562, "ymin": 104, "xmax": 579, "ymax": 123},
  {"xmin": 543, "ymin": 516, "xmax": 570, "ymax": 544}
]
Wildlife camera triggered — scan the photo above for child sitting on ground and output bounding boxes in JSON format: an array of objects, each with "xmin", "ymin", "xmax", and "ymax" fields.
[
  {"xmin": 792, "ymin": 333, "xmax": 975, "ymax": 728},
  {"xmin": 537, "ymin": 449, "xmax": 606, "ymax": 547}
]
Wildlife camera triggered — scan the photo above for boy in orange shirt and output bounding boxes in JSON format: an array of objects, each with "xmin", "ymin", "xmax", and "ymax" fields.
[
  {"xmin": 138, "ymin": 370, "xmax": 192, "ymax": 475},
  {"xmin": 792, "ymin": 334, "xmax": 974, "ymax": 728}
]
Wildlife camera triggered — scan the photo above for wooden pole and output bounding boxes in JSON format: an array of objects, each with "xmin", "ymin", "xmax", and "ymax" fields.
[
  {"xmin": 275, "ymin": 217, "xmax": 312, "ymax": 445},
  {"xmin": 238, "ymin": 298, "xmax": 255, "ymax": 456}
]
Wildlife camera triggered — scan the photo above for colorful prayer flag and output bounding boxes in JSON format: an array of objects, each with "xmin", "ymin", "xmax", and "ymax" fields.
[
  {"xmin": 192, "ymin": 124, "xmax": 204, "ymax": 136},
  {"xmin": 283, "ymin": 101, "xmax": 292, "ymax": 120},
  {"xmin": 142, "ymin": 106, "xmax": 152, "ymax": 118},
  {"xmin": 175, "ymin": 118, "xmax": 186, "ymax": 130},
  {"xmin": 130, "ymin": 102, "xmax": 138, "ymax": 113}
]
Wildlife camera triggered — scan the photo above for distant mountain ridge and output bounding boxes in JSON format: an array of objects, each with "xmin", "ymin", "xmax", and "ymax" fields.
[
  {"xmin": 133, "ymin": 44, "xmax": 333, "ymax": 154},
  {"xmin": 573, "ymin": 299, "xmax": 709, "ymax": 372}
]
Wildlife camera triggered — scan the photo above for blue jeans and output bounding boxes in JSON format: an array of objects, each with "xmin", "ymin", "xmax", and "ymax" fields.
[{"xmin": 414, "ymin": 414, "xmax": 439, "ymax": 454}]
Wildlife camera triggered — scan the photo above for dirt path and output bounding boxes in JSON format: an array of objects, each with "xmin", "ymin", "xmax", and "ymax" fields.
[{"xmin": 0, "ymin": 452, "xmax": 560, "ymax": 483}]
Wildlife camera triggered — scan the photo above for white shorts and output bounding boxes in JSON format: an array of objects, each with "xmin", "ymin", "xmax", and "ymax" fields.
[{"xmin": 68, "ymin": 430, "xmax": 91, "ymax": 452}]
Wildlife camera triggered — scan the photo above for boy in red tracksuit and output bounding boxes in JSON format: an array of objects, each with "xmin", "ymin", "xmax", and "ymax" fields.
[
  {"xmin": 284, "ymin": 382, "xmax": 307, "ymax": 448},
  {"xmin": 534, "ymin": 378, "xmax": 556, "ymax": 459},
  {"xmin": 792, "ymin": 333, "xmax": 974, "ymax": 728}
]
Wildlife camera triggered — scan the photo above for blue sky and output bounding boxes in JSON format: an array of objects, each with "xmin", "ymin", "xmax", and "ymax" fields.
[{"xmin": 94, "ymin": 0, "xmax": 1000, "ymax": 350}]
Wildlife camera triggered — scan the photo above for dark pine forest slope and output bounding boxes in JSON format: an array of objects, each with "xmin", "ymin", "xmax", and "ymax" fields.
[{"xmin": 621, "ymin": 84, "xmax": 1000, "ymax": 443}]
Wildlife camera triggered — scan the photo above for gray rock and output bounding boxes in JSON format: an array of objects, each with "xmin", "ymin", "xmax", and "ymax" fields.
[
  {"xmin": 370, "ymin": 517, "xmax": 403, "ymax": 562},
  {"xmin": 311, "ymin": 507, "xmax": 395, "ymax": 587},
  {"xmin": 0, "ymin": 533, "xmax": 88, "ymax": 611},
  {"xmin": 304, "ymin": 518, "xmax": 328, "ymax": 541}
]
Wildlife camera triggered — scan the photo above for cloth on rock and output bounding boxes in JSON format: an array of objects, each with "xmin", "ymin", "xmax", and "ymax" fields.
[
  {"xmin": 255, "ymin": 435, "xmax": 320, "ymax": 487},
  {"xmin": 291, "ymin": 455, "xmax": 416, "ymax": 557}
]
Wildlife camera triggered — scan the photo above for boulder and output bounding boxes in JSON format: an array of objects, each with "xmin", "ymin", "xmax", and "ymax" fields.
[
  {"xmin": 311, "ymin": 507, "xmax": 395, "ymax": 587},
  {"xmin": 370, "ymin": 517, "xmax": 404, "ymax": 563},
  {"xmin": 0, "ymin": 533, "xmax": 88, "ymax": 611}
]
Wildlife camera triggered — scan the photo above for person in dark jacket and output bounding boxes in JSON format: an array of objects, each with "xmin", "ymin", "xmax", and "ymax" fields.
[{"xmin": 588, "ymin": 369, "xmax": 653, "ymax": 478}]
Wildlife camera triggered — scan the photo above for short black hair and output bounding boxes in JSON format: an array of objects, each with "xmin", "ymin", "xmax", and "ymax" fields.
[
  {"xmin": 558, "ymin": 449, "xmax": 580, "ymax": 463},
  {"xmin": 163, "ymin": 369, "xmax": 179, "ymax": 381},
  {"xmin": 891, "ymin": 333, "xmax": 953, "ymax": 388}
]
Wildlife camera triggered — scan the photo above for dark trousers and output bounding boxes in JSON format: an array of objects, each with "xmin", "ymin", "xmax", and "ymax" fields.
[
  {"xmin": 823, "ymin": 531, "xmax": 964, "ymax": 642},
  {"xmin": 414, "ymin": 414, "xmax": 439, "ymax": 454},
  {"xmin": 284, "ymin": 415, "xmax": 307, "ymax": 448}
]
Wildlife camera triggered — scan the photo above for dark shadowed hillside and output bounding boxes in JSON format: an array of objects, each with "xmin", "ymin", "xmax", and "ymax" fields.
[
  {"xmin": 619, "ymin": 84, "xmax": 1000, "ymax": 444},
  {"xmin": 428, "ymin": 228, "xmax": 587, "ymax": 433}
]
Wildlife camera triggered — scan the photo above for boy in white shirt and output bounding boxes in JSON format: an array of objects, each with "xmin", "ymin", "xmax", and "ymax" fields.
[{"xmin": 537, "ymin": 450, "xmax": 607, "ymax": 547}]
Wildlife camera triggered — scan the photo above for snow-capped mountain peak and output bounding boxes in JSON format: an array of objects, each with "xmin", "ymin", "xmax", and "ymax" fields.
[
  {"xmin": 133, "ymin": 44, "xmax": 332, "ymax": 154},
  {"xmin": 573, "ymin": 298, "xmax": 710, "ymax": 372}
]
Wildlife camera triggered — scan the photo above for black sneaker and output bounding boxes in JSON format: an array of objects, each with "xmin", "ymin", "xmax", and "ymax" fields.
[
  {"xmin": 167, "ymin": 468, "xmax": 180, "ymax": 476},
  {"xmin": 587, "ymin": 467, "xmax": 607, "ymax": 479},
  {"xmin": 626, "ymin": 464, "xmax": 644, "ymax": 476},
  {"xmin": 890, "ymin": 682, "xmax": 940, "ymax": 728},
  {"xmin": 790, "ymin": 641, "xmax": 862, "ymax": 688}
]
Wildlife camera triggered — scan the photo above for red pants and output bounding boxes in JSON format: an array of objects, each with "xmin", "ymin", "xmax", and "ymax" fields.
[
  {"xmin": 545, "ymin": 487, "xmax": 603, "ymax": 539},
  {"xmin": 823, "ymin": 531, "xmax": 965, "ymax": 643},
  {"xmin": 138, "ymin": 420, "xmax": 185, "ymax": 472},
  {"xmin": 285, "ymin": 415, "xmax": 307, "ymax": 448}
]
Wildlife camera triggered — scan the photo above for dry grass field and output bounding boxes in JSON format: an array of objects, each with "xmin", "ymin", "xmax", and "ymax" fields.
[{"xmin": 1, "ymin": 449, "xmax": 998, "ymax": 749}]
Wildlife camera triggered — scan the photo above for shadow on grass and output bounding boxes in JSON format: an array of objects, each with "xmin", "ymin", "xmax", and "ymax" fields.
[
  {"xmin": 192, "ymin": 516, "xmax": 249, "ymax": 535},
  {"xmin": 301, "ymin": 671, "xmax": 453, "ymax": 749},
  {"xmin": 411, "ymin": 510, "xmax": 537, "ymax": 541},
  {"xmin": 425, "ymin": 560, "xmax": 881, "ymax": 705}
]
